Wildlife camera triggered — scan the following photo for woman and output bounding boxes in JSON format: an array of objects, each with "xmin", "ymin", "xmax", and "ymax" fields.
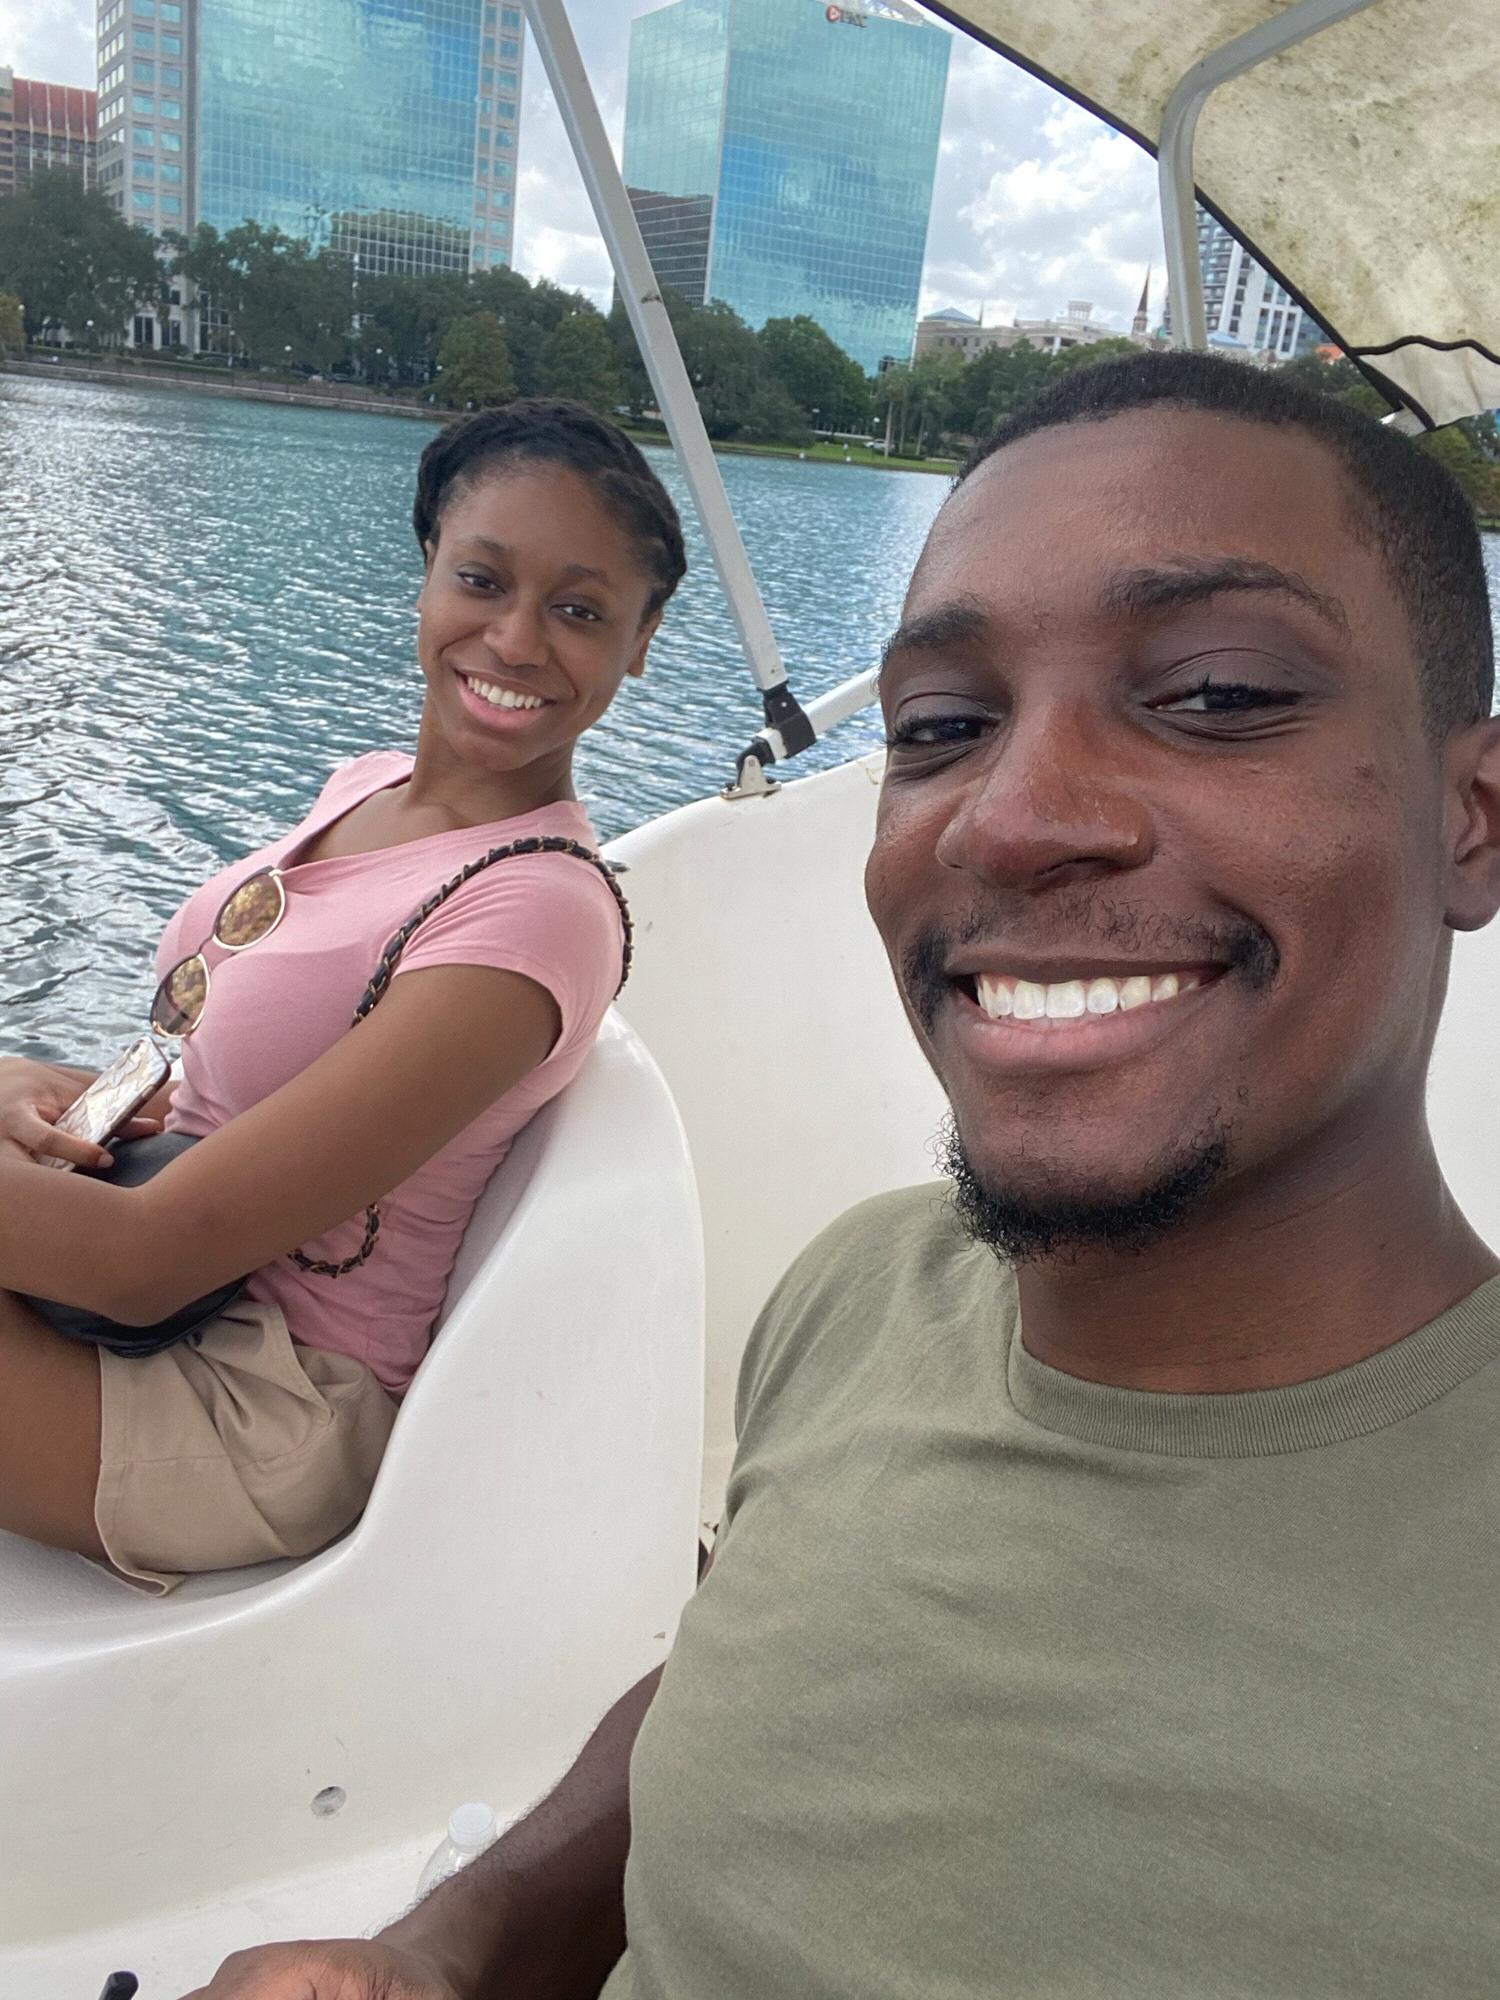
[{"xmin": 0, "ymin": 398, "xmax": 686, "ymax": 1590}]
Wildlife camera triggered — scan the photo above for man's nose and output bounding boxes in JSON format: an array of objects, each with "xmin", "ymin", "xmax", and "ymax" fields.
[{"xmin": 934, "ymin": 699, "xmax": 1155, "ymax": 889}]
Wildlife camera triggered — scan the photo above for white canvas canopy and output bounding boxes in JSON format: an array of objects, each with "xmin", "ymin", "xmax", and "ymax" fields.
[{"xmin": 924, "ymin": 0, "xmax": 1500, "ymax": 428}]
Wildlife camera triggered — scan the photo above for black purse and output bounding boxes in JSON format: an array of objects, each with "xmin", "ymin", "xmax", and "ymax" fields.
[
  {"xmin": 25, "ymin": 835, "xmax": 633, "ymax": 1359},
  {"xmin": 23, "ymin": 1132, "xmax": 246, "ymax": 1358}
]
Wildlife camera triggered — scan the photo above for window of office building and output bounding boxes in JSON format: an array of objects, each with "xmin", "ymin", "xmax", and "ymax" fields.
[
  {"xmin": 161, "ymin": 97, "xmax": 181, "ymax": 117},
  {"xmin": 132, "ymin": 92, "xmax": 154, "ymax": 114},
  {"xmin": 499, "ymin": 37, "xmax": 518, "ymax": 58},
  {"xmin": 162, "ymin": 66, "xmax": 182, "ymax": 86},
  {"xmin": 161, "ymin": 194, "xmax": 182, "ymax": 214},
  {"xmin": 478, "ymin": 127, "xmax": 491, "ymax": 146},
  {"xmin": 132, "ymin": 28, "xmax": 153, "ymax": 47},
  {"xmin": 494, "ymin": 128, "xmax": 513, "ymax": 147},
  {"xmin": 196, "ymin": 0, "xmax": 484, "ymax": 278},
  {"xmin": 132, "ymin": 189, "xmax": 153, "ymax": 210},
  {"xmin": 497, "ymin": 67, "xmax": 517, "ymax": 87},
  {"xmin": 161, "ymin": 3, "xmax": 182, "ymax": 19},
  {"xmin": 501, "ymin": 5, "xmax": 520, "ymax": 23},
  {"xmin": 133, "ymin": 0, "xmax": 155, "ymax": 14},
  {"xmin": 160, "ymin": 128, "xmax": 181, "ymax": 149},
  {"xmin": 161, "ymin": 31, "xmax": 181, "ymax": 51},
  {"xmin": 161, "ymin": 160, "xmax": 181, "ymax": 181},
  {"xmin": 136, "ymin": 59, "xmax": 155, "ymax": 79},
  {"xmin": 133, "ymin": 156, "xmax": 155, "ymax": 178}
]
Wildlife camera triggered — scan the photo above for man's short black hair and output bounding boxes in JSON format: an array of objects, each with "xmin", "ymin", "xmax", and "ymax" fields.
[{"xmin": 957, "ymin": 352, "xmax": 1494, "ymax": 736}]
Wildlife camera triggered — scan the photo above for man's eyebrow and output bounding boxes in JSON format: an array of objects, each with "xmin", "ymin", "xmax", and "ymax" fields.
[
  {"xmin": 457, "ymin": 537, "xmax": 611, "ymax": 587},
  {"xmin": 1099, "ymin": 558, "xmax": 1350, "ymax": 636},
  {"xmin": 880, "ymin": 600, "xmax": 992, "ymax": 669}
]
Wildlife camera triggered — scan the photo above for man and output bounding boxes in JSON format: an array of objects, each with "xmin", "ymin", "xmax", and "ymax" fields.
[{"xmin": 189, "ymin": 352, "xmax": 1500, "ymax": 2000}]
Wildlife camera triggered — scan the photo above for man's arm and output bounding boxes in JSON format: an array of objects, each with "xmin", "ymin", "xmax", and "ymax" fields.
[{"xmin": 184, "ymin": 1666, "xmax": 662, "ymax": 2000}]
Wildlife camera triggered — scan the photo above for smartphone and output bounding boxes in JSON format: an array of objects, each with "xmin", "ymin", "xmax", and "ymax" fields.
[{"xmin": 44, "ymin": 1038, "xmax": 171, "ymax": 1171}]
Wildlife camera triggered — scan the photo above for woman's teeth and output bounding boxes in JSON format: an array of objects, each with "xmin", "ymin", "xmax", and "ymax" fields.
[
  {"xmin": 973, "ymin": 970, "xmax": 1205, "ymax": 1023},
  {"xmin": 463, "ymin": 675, "xmax": 548, "ymax": 711}
]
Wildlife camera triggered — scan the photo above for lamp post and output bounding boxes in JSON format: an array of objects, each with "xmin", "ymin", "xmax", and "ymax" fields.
[{"xmin": 85, "ymin": 319, "xmax": 95, "ymax": 357}]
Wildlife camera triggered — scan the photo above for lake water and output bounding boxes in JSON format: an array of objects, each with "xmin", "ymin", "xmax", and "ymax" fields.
[
  {"xmin": 0, "ymin": 375, "xmax": 947, "ymax": 1065},
  {"xmin": 3, "ymin": 373, "xmax": 1498, "ymax": 1068}
]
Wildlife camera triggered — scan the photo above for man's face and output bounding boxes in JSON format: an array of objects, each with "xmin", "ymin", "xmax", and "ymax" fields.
[{"xmin": 866, "ymin": 408, "xmax": 1457, "ymax": 1250}]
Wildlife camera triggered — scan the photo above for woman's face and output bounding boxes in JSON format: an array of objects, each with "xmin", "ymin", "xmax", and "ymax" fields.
[{"xmin": 416, "ymin": 461, "xmax": 662, "ymax": 779}]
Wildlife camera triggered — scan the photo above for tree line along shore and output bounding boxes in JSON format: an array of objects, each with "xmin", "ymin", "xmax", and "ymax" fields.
[{"xmin": 3, "ymin": 166, "xmax": 1499, "ymax": 514}]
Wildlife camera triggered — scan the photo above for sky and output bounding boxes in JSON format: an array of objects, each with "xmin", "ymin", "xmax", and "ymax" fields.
[{"xmin": 0, "ymin": 0, "xmax": 1166, "ymax": 334}]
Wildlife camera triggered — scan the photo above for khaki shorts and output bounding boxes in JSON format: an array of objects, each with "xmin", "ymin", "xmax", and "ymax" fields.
[{"xmin": 95, "ymin": 1296, "xmax": 398, "ymax": 1594}]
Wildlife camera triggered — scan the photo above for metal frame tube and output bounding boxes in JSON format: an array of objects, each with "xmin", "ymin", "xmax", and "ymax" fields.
[
  {"xmin": 522, "ymin": 0, "xmax": 789, "ymax": 697},
  {"xmin": 1160, "ymin": 0, "xmax": 1381, "ymax": 351}
]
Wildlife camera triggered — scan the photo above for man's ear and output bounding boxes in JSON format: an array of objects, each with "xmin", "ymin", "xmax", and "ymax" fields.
[
  {"xmin": 1445, "ymin": 716, "xmax": 1500, "ymax": 932},
  {"xmin": 627, "ymin": 610, "xmax": 664, "ymax": 680}
]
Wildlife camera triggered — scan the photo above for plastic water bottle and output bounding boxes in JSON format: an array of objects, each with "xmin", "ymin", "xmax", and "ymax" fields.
[{"xmin": 416, "ymin": 1801, "xmax": 500, "ymax": 1898}]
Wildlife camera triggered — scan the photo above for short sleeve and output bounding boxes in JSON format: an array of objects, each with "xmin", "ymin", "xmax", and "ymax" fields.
[{"xmin": 390, "ymin": 850, "xmax": 624, "ymax": 1061}]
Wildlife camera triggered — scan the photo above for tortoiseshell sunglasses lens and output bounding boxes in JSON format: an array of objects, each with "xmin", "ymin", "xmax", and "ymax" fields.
[
  {"xmin": 213, "ymin": 868, "xmax": 286, "ymax": 951},
  {"xmin": 149, "ymin": 869, "xmax": 287, "ymax": 1038}
]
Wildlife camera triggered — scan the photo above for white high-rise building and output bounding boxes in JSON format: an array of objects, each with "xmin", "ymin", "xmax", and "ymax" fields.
[{"xmin": 1194, "ymin": 208, "xmax": 1303, "ymax": 359}]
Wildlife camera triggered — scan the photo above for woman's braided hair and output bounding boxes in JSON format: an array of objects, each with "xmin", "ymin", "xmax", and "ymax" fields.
[{"xmin": 413, "ymin": 397, "xmax": 688, "ymax": 619}]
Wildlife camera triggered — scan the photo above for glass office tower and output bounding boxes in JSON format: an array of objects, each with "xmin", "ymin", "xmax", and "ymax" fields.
[
  {"xmin": 196, "ymin": 0, "xmax": 484, "ymax": 274},
  {"xmin": 624, "ymin": 0, "xmax": 950, "ymax": 374}
]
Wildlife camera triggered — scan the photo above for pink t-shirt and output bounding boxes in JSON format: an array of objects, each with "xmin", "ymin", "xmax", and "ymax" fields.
[{"xmin": 156, "ymin": 751, "xmax": 624, "ymax": 1394}]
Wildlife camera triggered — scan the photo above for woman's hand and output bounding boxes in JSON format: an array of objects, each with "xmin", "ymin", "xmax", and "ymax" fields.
[
  {"xmin": 0, "ymin": 1056, "xmax": 161, "ymax": 1171},
  {"xmin": 180, "ymin": 1937, "xmax": 465, "ymax": 2000}
]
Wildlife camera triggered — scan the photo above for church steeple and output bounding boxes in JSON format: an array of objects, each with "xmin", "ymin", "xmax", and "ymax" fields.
[{"xmin": 1132, "ymin": 268, "xmax": 1152, "ymax": 339}]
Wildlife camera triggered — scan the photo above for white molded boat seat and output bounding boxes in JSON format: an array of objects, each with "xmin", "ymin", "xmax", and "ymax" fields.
[{"xmin": 0, "ymin": 1013, "xmax": 704, "ymax": 1970}]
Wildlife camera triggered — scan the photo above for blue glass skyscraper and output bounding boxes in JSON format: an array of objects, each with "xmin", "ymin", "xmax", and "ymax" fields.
[
  {"xmin": 95, "ymin": 0, "xmax": 524, "ymax": 289},
  {"xmin": 196, "ymin": 0, "xmax": 483, "ymax": 273},
  {"xmin": 623, "ymin": 0, "xmax": 950, "ymax": 375}
]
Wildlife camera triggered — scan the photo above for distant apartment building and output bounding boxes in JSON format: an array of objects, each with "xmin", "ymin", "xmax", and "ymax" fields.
[
  {"xmin": 623, "ymin": 0, "xmax": 951, "ymax": 376},
  {"xmin": 1163, "ymin": 209, "xmax": 1303, "ymax": 360},
  {"xmin": 92, "ymin": 0, "xmax": 520, "ymax": 346},
  {"xmin": 0, "ymin": 69, "xmax": 98, "ymax": 197}
]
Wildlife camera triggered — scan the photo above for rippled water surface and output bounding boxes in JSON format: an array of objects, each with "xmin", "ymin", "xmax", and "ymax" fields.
[
  {"xmin": 2, "ymin": 375, "xmax": 949, "ymax": 1063},
  {"xmin": 5, "ymin": 375, "xmax": 1500, "ymax": 1066}
]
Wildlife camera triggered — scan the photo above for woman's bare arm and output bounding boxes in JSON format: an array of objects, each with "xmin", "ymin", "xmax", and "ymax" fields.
[{"xmin": 0, "ymin": 962, "xmax": 560, "ymax": 1321}]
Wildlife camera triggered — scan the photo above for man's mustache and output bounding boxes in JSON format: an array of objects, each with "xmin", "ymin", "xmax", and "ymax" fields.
[{"xmin": 899, "ymin": 893, "xmax": 1280, "ymax": 1033}]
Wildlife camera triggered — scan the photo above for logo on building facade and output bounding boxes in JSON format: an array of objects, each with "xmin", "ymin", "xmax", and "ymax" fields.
[{"xmin": 826, "ymin": 4, "xmax": 867, "ymax": 24}]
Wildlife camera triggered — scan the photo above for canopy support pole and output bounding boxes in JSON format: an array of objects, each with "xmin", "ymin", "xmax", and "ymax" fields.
[
  {"xmin": 523, "ymin": 0, "xmax": 815, "ymax": 769},
  {"xmin": 1159, "ymin": 0, "xmax": 1381, "ymax": 351}
]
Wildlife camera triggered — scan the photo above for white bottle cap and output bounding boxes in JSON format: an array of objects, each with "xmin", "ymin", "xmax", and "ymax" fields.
[{"xmin": 448, "ymin": 1801, "xmax": 498, "ymax": 1852}]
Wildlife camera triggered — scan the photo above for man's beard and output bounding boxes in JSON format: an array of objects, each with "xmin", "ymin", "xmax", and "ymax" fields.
[{"xmin": 938, "ymin": 1111, "xmax": 1234, "ymax": 1264}]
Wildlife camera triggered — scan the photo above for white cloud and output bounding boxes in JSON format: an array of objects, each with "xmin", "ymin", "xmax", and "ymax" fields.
[{"xmin": 6, "ymin": 0, "xmax": 1165, "ymax": 334}]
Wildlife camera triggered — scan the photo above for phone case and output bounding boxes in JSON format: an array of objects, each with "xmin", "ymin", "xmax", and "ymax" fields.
[{"xmin": 49, "ymin": 1039, "xmax": 171, "ymax": 1161}]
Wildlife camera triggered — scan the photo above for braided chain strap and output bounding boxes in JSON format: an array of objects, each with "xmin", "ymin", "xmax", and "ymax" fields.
[{"xmin": 289, "ymin": 835, "xmax": 632, "ymax": 1279}]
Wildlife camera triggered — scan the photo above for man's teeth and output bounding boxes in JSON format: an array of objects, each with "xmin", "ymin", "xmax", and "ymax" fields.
[
  {"xmin": 463, "ymin": 675, "xmax": 547, "ymax": 711},
  {"xmin": 973, "ymin": 970, "xmax": 1202, "ymax": 1023}
]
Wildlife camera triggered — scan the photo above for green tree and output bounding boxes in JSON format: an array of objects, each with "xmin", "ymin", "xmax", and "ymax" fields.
[
  {"xmin": 0, "ymin": 166, "xmax": 157, "ymax": 342},
  {"xmin": 539, "ymin": 307, "xmax": 622, "ymax": 411},
  {"xmin": 757, "ymin": 314, "xmax": 870, "ymax": 431},
  {"xmin": 435, "ymin": 311, "xmax": 515, "ymax": 408},
  {"xmin": 175, "ymin": 221, "xmax": 354, "ymax": 369},
  {"xmin": 0, "ymin": 292, "xmax": 24, "ymax": 359},
  {"xmin": 354, "ymin": 271, "xmax": 469, "ymax": 384}
]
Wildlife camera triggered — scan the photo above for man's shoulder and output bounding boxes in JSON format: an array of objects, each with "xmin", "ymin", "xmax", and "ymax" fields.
[{"xmin": 734, "ymin": 1183, "xmax": 1010, "ymax": 1432}]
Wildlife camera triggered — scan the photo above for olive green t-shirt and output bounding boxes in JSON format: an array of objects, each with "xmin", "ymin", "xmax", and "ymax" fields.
[{"xmin": 604, "ymin": 1186, "xmax": 1500, "ymax": 2000}]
